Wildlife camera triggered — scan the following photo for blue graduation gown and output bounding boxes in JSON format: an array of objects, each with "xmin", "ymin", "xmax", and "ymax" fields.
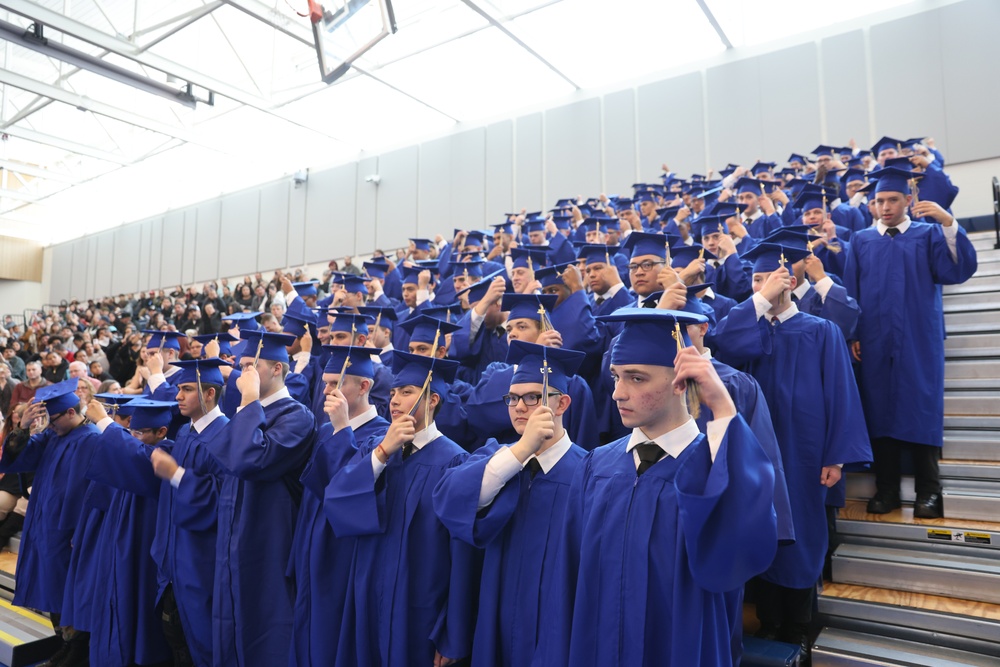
[
  {"xmin": 743, "ymin": 213, "xmax": 783, "ymax": 240},
  {"xmin": 207, "ymin": 397, "xmax": 315, "ymax": 667},
  {"xmin": 384, "ymin": 266, "xmax": 403, "ymax": 302},
  {"xmin": 0, "ymin": 423, "xmax": 98, "ymax": 614},
  {"xmin": 464, "ymin": 363, "xmax": 600, "ymax": 450},
  {"xmin": 449, "ymin": 309, "xmax": 509, "ymax": 384},
  {"xmin": 705, "ymin": 255, "xmax": 752, "ymax": 302},
  {"xmin": 433, "ymin": 438, "xmax": 586, "ymax": 667},
  {"xmin": 289, "ymin": 416, "xmax": 390, "ymax": 667},
  {"xmin": 325, "ymin": 432, "xmax": 481, "ymax": 666},
  {"xmin": 85, "ymin": 425, "xmax": 170, "ymax": 667},
  {"xmin": 146, "ymin": 373, "xmax": 187, "ymax": 439},
  {"xmin": 150, "ymin": 416, "xmax": 229, "ymax": 667},
  {"xmin": 844, "ymin": 222, "xmax": 977, "ymax": 447},
  {"xmin": 541, "ymin": 416, "xmax": 778, "ymax": 666},
  {"xmin": 713, "ymin": 304, "xmax": 872, "ymax": 587},
  {"xmin": 795, "ymin": 282, "xmax": 860, "ymax": 342},
  {"xmin": 549, "ymin": 291, "xmax": 604, "ymax": 359},
  {"xmin": 60, "ymin": 477, "xmax": 113, "ymax": 632},
  {"xmin": 591, "ymin": 286, "xmax": 632, "ymax": 318},
  {"xmin": 222, "ymin": 369, "xmax": 242, "ymax": 418},
  {"xmin": 546, "ymin": 233, "xmax": 577, "ymax": 266}
]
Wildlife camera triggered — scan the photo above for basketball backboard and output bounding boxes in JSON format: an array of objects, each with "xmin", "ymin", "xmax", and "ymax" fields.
[{"xmin": 310, "ymin": 0, "xmax": 397, "ymax": 84}]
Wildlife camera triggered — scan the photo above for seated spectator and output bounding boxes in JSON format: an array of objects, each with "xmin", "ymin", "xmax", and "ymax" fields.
[
  {"xmin": 68, "ymin": 361, "xmax": 101, "ymax": 391},
  {"xmin": 89, "ymin": 361, "xmax": 113, "ymax": 383},
  {"xmin": 0, "ymin": 362, "xmax": 16, "ymax": 419},
  {"xmin": 3, "ymin": 346, "xmax": 25, "ymax": 380},
  {"xmin": 41, "ymin": 352, "xmax": 68, "ymax": 384}
]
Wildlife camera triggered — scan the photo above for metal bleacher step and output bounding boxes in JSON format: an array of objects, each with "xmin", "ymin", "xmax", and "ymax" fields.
[
  {"xmin": 944, "ymin": 431, "xmax": 1000, "ymax": 461},
  {"xmin": 6, "ymin": 536, "xmax": 17, "ymax": 557},
  {"xmin": 946, "ymin": 310, "xmax": 1000, "ymax": 335},
  {"xmin": 846, "ymin": 465, "xmax": 1000, "ymax": 507},
  {"xmin": 945, "ymin": 415, "xmax": 1000, "ymax": 431},
  {"xmin": 819, "ymin": 582, "xmax": 1000, "ymax": 657},
  {"xmin": 945, "ymin": 334, "xmax": 1000, "ymax": 350},
  {"xmin": 943, "ymin": 393, "xmax": 1000, "ymax": 415},
  {"xmin": 943, "ymin": 274, "xmax": 1000, "ymax": 295},
  {"xmin": 946, "ymin": 347, "xmax": 1000, "ymax": 361},
  {"xmin": 836, "ymin": 499, "xmax": 1000, "ymax": 552},
  {"xmin": 0, "ymin": 551, "xmax": 60, "ymax": 666},
  {"xmin": 831, "ymin": 543, "xmax": 1000, "ymax": 605},
  {"xmin": 942, "ymin": 293, "xmax": 1000, "ymax": 314},
  {"xmin": 811, "ymin": 627, "xmax": 999, "ymax": 666},
  {"xmin": 946, "ymin": 359, "xmax": 1000, "ymax": 380},
  {"xmin": 943, "ymin": 489, "xmax": 1000, "ymax": 523}
]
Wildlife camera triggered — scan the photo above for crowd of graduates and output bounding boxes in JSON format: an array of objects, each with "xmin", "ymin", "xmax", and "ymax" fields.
[{"xmin": 0, "ymin": 133, "xmax": 979, "ymax": 667}]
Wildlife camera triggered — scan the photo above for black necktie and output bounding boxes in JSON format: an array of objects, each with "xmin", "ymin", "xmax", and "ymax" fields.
[
  {"xmin": 402, "ymin": 443, "xmax": 415, "ymax": 460},
  {"xmin": 525, "ymin": 458, "xmax": 542, "ymax": 479},
  {"xmin": 886, "ymin": 227, "xmax": 900, "ymax": 238},
  {"xmin": 635, "ymin": 442, "xmax": 665, "ymax": 476},
  {"xmin": 595, "ymin": 296, "xmax": 605, "ymax": 305}
]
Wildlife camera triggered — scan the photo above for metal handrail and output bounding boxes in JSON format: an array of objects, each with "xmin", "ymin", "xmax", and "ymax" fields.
[{"xmin": 993, "ymin": 176, "xmax": 999, "ymax": 249}]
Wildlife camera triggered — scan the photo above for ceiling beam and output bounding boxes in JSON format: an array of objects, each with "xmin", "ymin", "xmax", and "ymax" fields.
[
  {"xmin": 1, "ymin": 125, "xmax": 131, "ymax": 164},
  {"xmin": 0, "ymin": 158, "xmax": 79, "ymax": 183},
  {"xmin": 695, "ymin": 0, "xmax": 733, "ymax": 49}
]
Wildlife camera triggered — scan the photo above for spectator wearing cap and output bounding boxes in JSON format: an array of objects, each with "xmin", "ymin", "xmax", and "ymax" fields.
[{"xmin": 3, "ymin": 346, "xmax": 25, "ymax": 381}]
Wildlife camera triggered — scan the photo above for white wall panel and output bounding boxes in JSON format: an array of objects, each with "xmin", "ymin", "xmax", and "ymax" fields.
[
  {"xmin": 137, "ymin": 219, "xmax": 153, "ymax": 292},
  {"xmin": 94, "ymin": 231, "xmax": 114, "ymax": 297},
  {"xmin": 257, "ymin": 181, "xmax": 290, "ymax": 272},
  {"xmin": 113, "ymin": 224, "xmax": 141, "ymax": 295},
  {"xmin": 451, "ymin": 128, "xmax": 486, "ymax": 228},
  {"xmin": 515, "ymin": 113, "xmax": 543, "ymax": 212},
  {"xmin": 419, "ymin": 136, "xmax": 452, "ymax": 236},
  {"xmin": 306, "ymin": 163, "xmax": 358, "ymax": 263},
  {"xmin": 287, "ymin": 179, "xmax": 307, "ymax": 267},
  {"xmin": 376, "ymin": 146, "xmax": 419, "ymax": 250},
  {"xmin": 219, "ymin": 190, "xmax": 260, "ymax": 278},
  {"xmin": 706, "ymin": 59, "xmax": 762, "ymax": 169},
  {"xmin": 355, "ymin": 156, "xmax": 379, "ymax": 252},
  {"xmin": 638, "ymin": 72, "xmax": 707, "ymax": 178},
  {"xmin": 759, "ymin": 43, "xmax": 821, "ymax": 162},
  {"xmin": 70, "ymin": 239, "xmax": 89, "ymax": 301},
  {"xmin": 84, "ymin": 237, "xmax": 97, "ymax": 299},
  {"xmin": 603, "ymin": 89, "xmax": 637, "ymax": 195},
  {"xmin": 194, "ymin": 200, "xmax": 221, "ymax": 282},
  {"xmin": 160, "ymin": 211, "xmax": 184, "ymax": 288},
  {"xmin": 545, "ymin": 99, "xmax": 601, "ymax": 206},
  {"xmin": 485, "ymin": 120, "xmax": 514, "ymax": 227},
  {"xmin": 180, "ymin": 209, "xmax": 197, "ymax": 286},
  {"xmin": 147, "ymin": 217, "xmax": 164, "ymax": 291},
  {"xmin": 821, "ymin": 30, "xmax": 870, "ymax": 147}
]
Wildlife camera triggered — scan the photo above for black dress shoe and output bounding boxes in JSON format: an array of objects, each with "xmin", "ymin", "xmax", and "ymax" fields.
[
  {"xmin": 754, "ymin": 624, "xmax": 779, "ymax": 641},
  {"xmin": 913, "ymin": 493, "xmax": 944, "ymax": 519},
  {"xmin": 866, "ymin": 491, "xmax": 901, "ymax": 514},
  {"xmin": 36, "ymin": 642, "xmax": 70, "ymax": 667}
]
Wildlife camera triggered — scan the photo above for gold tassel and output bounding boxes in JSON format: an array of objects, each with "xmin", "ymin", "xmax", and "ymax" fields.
[{"xmin": 672, "ymin": 321, "xmax": 700, "ymax": 419}]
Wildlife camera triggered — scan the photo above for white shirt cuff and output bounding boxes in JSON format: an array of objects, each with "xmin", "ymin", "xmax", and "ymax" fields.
[
  {"xmin": 286, "ymin": 291, "xmax": 298, "ymax": 305},
  {"xmin": 752, "ymin": 292, "xmax": 771, "ymax": 321},
  {"xmin": 813, "ymin": 276, "xmax": 834, "ymax": 300},
  {"xmin": 170, "ymin": 466, "xmax": 185, "ymax": 488},
  {"xmin": 292, "ymin": 351, "xmax": 310, "ymax": 374},
  {"xmin": 705, "ymin": 416, "xmax": 733, "ymax": 463},
  {"xmin": 372, "ymin": 450, "xmax": 387, "ymax": 480},
  {"xmin": 941, "ymin": 220, "xmax": 959, "ymax": 262},
  {"xmin": 95, "ymin": 417, "xmax": 114, "ymax": 433},
  {"xmin": 477, "ymin": 447, "xmax": 524, "ymax": 510},
  {"xmin": 469, "ymin": 309, "xmax": 485, "ymax": 340},
  {"xmin": 416, "ymin": 289, "xmax": 430, "ymax": 306},
  {"xmin": 148, "ymin": 372, "xmax": 166, "ymax": 392}
]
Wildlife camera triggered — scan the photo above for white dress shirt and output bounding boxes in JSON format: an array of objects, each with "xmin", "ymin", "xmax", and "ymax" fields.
[{"xmin": 476, "ymin": 432, "xmax": 573, "ymax": 509}]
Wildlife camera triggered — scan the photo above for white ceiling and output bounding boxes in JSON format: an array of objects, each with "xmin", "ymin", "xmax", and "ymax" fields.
[{"xmin": 0, "ymin": 0, "xmax": 917, "ymax": 244}]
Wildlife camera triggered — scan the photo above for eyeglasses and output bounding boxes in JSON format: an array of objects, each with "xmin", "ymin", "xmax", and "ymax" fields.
[
  {"xmin": 128, "ymin": 428, "xmax": 155, "ymax": 437},
  {"xmin": 502, "ymin": 392, "xmax": 561, "ymax": 407},
  {"xmin": 627, "ymin": 260, "xmax": 665, "ymax": 273}
]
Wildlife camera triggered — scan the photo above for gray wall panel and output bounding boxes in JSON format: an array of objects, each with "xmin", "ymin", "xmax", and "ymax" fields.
[
  {"xmin": 194, "ymin": 201, "xmax": 221, "ymax": 283},
  {"xmin": 113, "ymin": 225, "xmax": 141, "ymax": 295},
  {"xmin": 257, "ymin": 181, "xmax": 289, "ymax": 272},
  {"xmin": 940, "ymin": 0, "xmax": 1000, "ymax": 163},
  {"xmin": 821, "ymin": 30, "xmax": 870, "ymax": 146},
  {"xmin": 94, "ymin": 231, "xmax": 114, "ymax": 298},
  {"xmin": 137, "ymin": 219, "xmax": 152, "ymax": 292},
  {"xmin": 376, "ymin": 146, "xmax": 419, "ymax": 251},
  {"xmin": 638, "ymin": 73, "xmax": 707, "ymax": 178},
  {"xmin": 706, "ymin": 59, "xmax": 763, "ymax": 168},
  {"xmin": 419, "ymin": 136, "xmax": 452, "ymax": 236},
  {"xmin": 287, "ymin": 180, "xmax": 307, "ymax": 267},
  {"xmin": 515, "ymin": 113, "xmax": 543, "ymax": 212},
  {"xmin": 355, "ymin": 156, "xmax": 379, "ymax": 252},
  {"xmin": 305, "ymin": 163, "xmax": 357, "ymax": 263},
  {"xmin": 70, "ymin": 239, "xmax": 89, "ymax": 301},
  {"xmin": 485, "ymin": 120, "xmax": 513, "ymax": 226},
  {"xmin": 759, "ymin": 44, "xmax": 821, "ymax": 161},
  {"xmin": 545, "ymin": 99, "xmax": 601, "ymax": 205},
  {"xmin": 870, "ymin": 10, "xmax": 947, "ymax": 145},
  {"xmin": 50, "ymin": 243, "xmax": 73, "ymax": 303},
  {"xmin": 602, "ymin": 89, "xmax": 637, "ymax": 195},
  {"xmin": 219, "ymin": 190, "xmax": 260, "ymax": 278},
  {"xmin": 451, "ymin": 128, "xmax": 486, "ymax": 229},
  {"xmin": 84, "ymin": 237, "xmax": 97, "ymax": 299},
  {"xmin": 181, "ymin": 210, "xmax": 197, "ymax": 286},
  {"xmin": 148, "ymin": 217, "xmax": 163, "ymax": 291},
  {"xmin": 159, "ymin": 212, "xmax": 183, "ymax": 288}
]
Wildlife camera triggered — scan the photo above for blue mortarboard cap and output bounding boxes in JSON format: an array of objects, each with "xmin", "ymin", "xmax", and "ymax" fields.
[
  {"xmin": 776, "ymin": 168, "xmax": 798, "ymax": 180},
  {"xmin": 670, "ymin": 243, "xmax": 717, "ymax": 268},
  {"xmin": 763, "ymin": 227, "xmax": 812, "ymax": 250},
  {"xmin": 356, "ymin": 306, "xmax": 397, "ymax": 329},
  {"xmin": 292, "ymin": 281, "xmax": 318, "ymax": 298},
  {"xmin": 705, "ymin": 201, "xmax": 746, "ymax": 218},
  {"xmin": 501, "ymin": 293, "xmax": 558, "ymax": 322},
  {"xmin": 751, "ymin": 161, "xmax": 776, "ymax": 176},
  {"xmin": 613, "ymin": 198, "xmax": 634, "ymax": 211},
  {"xmin": 523, "ymin": 219, "xmax": 548, "ymax": 234},
  {"xmin": 33, "ymin": 378, "xmax": 81, "ymax": 415},
  {"xmin": 690, "ymin": 173, "xmax": 706, "ymax": 182},
  {"xmin": 841, "ymin": 168, "xmax": 867, "ymax": 185},
  {"xmin": 579, "ymin": 217, "xmax": 609, "ymax": 234},
  {"xmin": 413, "ymin": 259, "xmax": 440, "ymax": 274},
  {"xmin": 328, "ymin": 272, "xmax": 348, "ymax": 287},
  {"xmin": 281, "ymin": 309, "xmax": 317, "ymax": 339},
  {"xmin": 857, "ymin": 149, "xmax": 873, "ymax": 159},
  {"xmin": 399, "ymin": 314, "xmax": 461, "ymax": 345},
  {"xmin": 409, "ymin": 238, "xmax": 432, "ymax": 252},
  {"xmin": 193, "ymin": 332, "xmax": 240, "ymax": 357},
  {"xmin": 421, "ymin": 303, "xmax": 465, "ymax": 323},
  {"xmin": 904, "ymin": 137, "xmax": 926, "ymax": 148},
  {"xmin": 126, "ymin": 398, "xmax": 176, "ymax": 430},
  {"xmin": 362, "ymin": 261, "xmax": 388, "ymax": 280},
  {"xmin": 535, "ymin": 262, "xmax": 573, "ymax": 288},
  {"xmin": 691, "ymin": 215, "xmax": 729, "ymax": 239},
  {"xmin": 456, "ymin": 269, "xmax": 507, "ymax": 304},
  {"xmin": 734, "ymin": 177, "xmax": 769, "ymax": 196},
  {"xmin": 597, "ymin": 309, "xmax": 707, "ymax": 368},
  {"xmin": 621, "ymin": 231, "xmax": 669, "ymax": 260},
  {"xmin": 812, "ymin": 145, "xmax": 840, "ymax": 158},
  {"xmin": 95, "ymin": 392, "xmax": 135, "ymax": 411},
  {"xmin": 321, "ymin": 345, "xmax": 383, "ymax": 378},
  {"xmin": 551, "ymin": 215, "xmax": 573, "ymax": 231},
  {"xmin": 554, "ymin": 198, "xmax": 576, "ymax": 209},
  {"xmin": 657, "ymin": 205, "xmax": 683, "ymax": 222},
  {"xmin": 788, "ymin": 153, "xmax": 810, "ymax": 165},
  {"xmin": 680, "ymin": 283, "xmax": 716, "ymax": 322},
  {"xmin": 169, "ymin": 357, "xmax": 228, "ymax": 386},
  {"xmin": 401, "ymin": 265, "xmax": 434, "ymax": 286},
  {"xmin": 635, "ymin": 191, "xmax": 658, "ymax": 204},
  {"xmin": 786, "ymin": 178, "xmax": 813, "ymax": 197},
  {"xmin": 793, "ymin": 188, "xmax": 828, "ymax": 213},
  {"xmin": 577, "ymin": 244, "xmax": 617, "ymax": 266},
  {"xmin": 506, "ymin": 340, "xmax": 584, "ymax": 393},
  {"xmin": 743, "ymin": 243, "xmax": 811, "ymax": 274},
  {"xmin": 871, "ymin": 136, "xmax": 904, "ymax": 156},
  {"xmin": 221, "ymin": 312, "xmax": 261, "ymax": 331},
  {"xmin": 387, "ymin": 350, "xmax": 459, "ymax": 398},
  {"xmin": 464, "ymin": 230, "xmax": 487, "ymax": 247},
  {"xmin": 868, "ymin": 166, "xmax": 923, "ymax": 195},
  {"xmin": 338, "ymin": 274, "xmax": 368, "ymax": 294},
  {"xmin": 846, "ymin": 157, "xmax": 864, "ymax": 169},
  {"xmin": 330, "ymin": 313, "xmax": 372, "ymax": 337},
  {"xmin": 719, "ymin": 166, "xmax": 737, "ymax": 178},
  {"xmin": 510, "ymin": 246, "xmax": 551, "ymax": 270},
  {"xmin": 449, "ymin": 259, "xmax": 485, "ymax": 280},
  {"xmin": 882, "ymin": 156, "xmax": 915, "ymax": 172},
  {"xmin": 144, "ymin": 330, "xmax": 184, "ymax": 351},
  {"xmin": 491, "ymin": 221, "xmax": 514, "ymax": 235},
  {"xmin": 238, "ymin": 330, "xmax": 297, "ymax": 364}
]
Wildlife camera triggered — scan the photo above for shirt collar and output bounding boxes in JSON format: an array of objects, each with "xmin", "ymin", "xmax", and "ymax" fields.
[
  {"xmin": 792, "ymin": 280, "xmax": 812, "ymax": 300},
  {"xmin": 163, "ymin": 365, "xmax": 181, "ymax": 378},
  {"xmin": 598, "ymin": 282, "xmax": 626, "ymax": 300},
  {"xmin": 766, "ymin": 302, "xmax": 800, "ymax": 323},
  {"xmin": 348, "ymin": 405, "xmax": 379, "ymax": 431},
  {"xmin": 192, "ymin": 405, "xmax": 223, "ymax": 434},
  {"xmin": 876, "ymin": 217, "xmax": 912, "ymax": 236},
  {"xmin": 411, "ymin": 420, "xmax": 441, "ymax": 450},
  {"xmin": 527, "ymin": 431, "xmax": 572, "ymax": 474},
  {"xmin": 747, "ymin": 209, "xmax": 764, "ymax": 221},
  {"xmin": 260, "ymin": 385, "xmax": 291, "ymax": 407},
  {"xmin": 626, "ymin": 417, "xmax": 701, "ymax": 460},
  {"xmin": 700, "ymin": 348, "xmax": 713, "ymax": 360},
  {"xmin": 702, "ymin": 286, "xmax": 716, "ymax": 300}
]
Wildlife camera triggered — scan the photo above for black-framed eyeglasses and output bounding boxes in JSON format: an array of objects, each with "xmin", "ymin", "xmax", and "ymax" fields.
[
  {"xmin": 627, "ymin": 260, "xmax": 665, "ymax": 273},
  {"xmin": 502, "ymin": 392, "xmax": 561, "ymax": 407}
]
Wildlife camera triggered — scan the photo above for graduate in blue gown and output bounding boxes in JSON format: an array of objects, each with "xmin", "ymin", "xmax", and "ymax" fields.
[
  {"xmin": 433, "ymin": 342, "xmax": 587, "ymax": 667},
  {"xmin": 540, "ymin": 309, "xmax": 778, "ymax": 667},
  {"xmin": 391, "ymin": 265, "xmax": 437, "ymax": 351},
  {"xmin": 0, "ymin": 379, "xmax": 99, "ymax": 663},
  {"xmin": 449, "ymin": 271, "xmax": 511, "ymax": 383},
  {"xmin": 84, "ymin": 397, "xmax": 173, "ymax": 667},
  {"xmin": 734, "ymin": 177, "xmax": 784, "ymax": 240},
  {"xmin": 844, "ymin": 168, "xmax": 977, "ymax": 518},
  {"xmin": 309, "ymin": 312, "xmax": 388, "ymax": 423},
  {"xmin": 577, "ymin": 244, "xmax": 631, "ymax": 316},
  {"xmin": 147, "ymin": 357, "xmax": 231, "ymax": 667},
  {"xmin": 325, "ymin": 353, "xmax": 480, "ymax": 666},
  {"xmin": 690, "ymin": 216, "xmax": 754, "ymax": 302},
  {"xmin": 279, "ymin": 309, "xmax": 321, "ymax": 406},
  {"xmin": 209, "ymin": 331, "xmax": 316, "ymax": 667},
  {"xmin": 289, "ymin": 346, "xmax": 389, "ymax": 667},
  {"xmin": 142, "ymin": 330, "xmax": 189, "ymax": 437},
  {"xmin": 193, "ymin": 331, "xmax": 243, "ymax": 418},
  {"xmin": 711, "ymin": 244, "xmax": 872, "ymax": 657}
]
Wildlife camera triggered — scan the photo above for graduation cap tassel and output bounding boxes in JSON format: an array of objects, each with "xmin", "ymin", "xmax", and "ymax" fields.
[
  {"xmin": 196, "ymin": 366, "xmax": 208, "ymax": 417},
  {"xmin": 373, "ymin": 311, "xmax": 383, "ymax": 334},
  {"xmin": 335, "ymin": 355, "xmax": 352, "ymax": 391},
  {"xmin": 672, "ymin": 321, "xmax": 700, "ymax": 420},
  {"xmin": 779, "ymin": 252, "xmax": 788, "ymax": 305},
  {"xmin": 251, "ymin": 336, "xmax": 265, "ymax": 368}
]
